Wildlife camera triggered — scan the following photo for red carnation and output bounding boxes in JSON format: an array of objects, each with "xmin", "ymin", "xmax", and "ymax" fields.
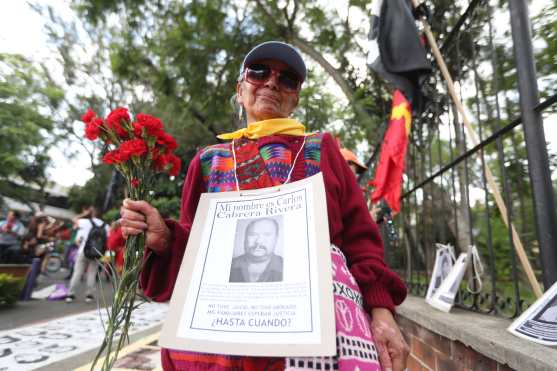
[
  {"xmin": 119, "ymin": 139, "xmax": 148, "ymax": 161},
  {"xmin": 157, "ymin": 132, "xmax": 178, "ymax": 152},
  {"xmin": 81, "ymin": 108, "xmax": 97, "ymax": 124},
  {"xmin": 134, "ymin": 113, "xmax": 164, "ymax": 138},
  {"xmin": 132, "ymin": 122, "xmax": 143, "ymax": 137},
  {"xmin": 80, "ymin": 106, "xmax": 181, "ymax": 367},
  {"xmin": 167, "ymin": 154, "xmax": 181, "ymax": 176},
  {"xmin": 85, "ymin": 118, "xmax": 104, "ymax": 140},
  {"xmin": 109, "ymin": 121, "xmax": 129, "ymax": 138},
  {"xmin": 151, "ymin": 148, "xmax": 165, "ymax": 171},
  {"xmin": 106, "ymin": 107, "xmax": 131, "ymax": 138},
  {"xmin": 102, "ymin": 149, "xmax": 125, "ymax": 164},
  {"xmin": 106, "ymin": 107, "xmax": 130, "ymax": 125}
]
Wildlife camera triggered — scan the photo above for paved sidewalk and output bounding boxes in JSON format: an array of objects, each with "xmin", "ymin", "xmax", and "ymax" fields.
[
  {"xmin": 0, "ymin": 268, "xmax": 167, "ymax": 370},
  {"xmin": 1, "ymin": 268, "xmax": 115, "ymax": 332},
  {"xmin": 75, "ymin": 331, "xmax": 163, "ymax": 371},
  {"xmin": 0, "ymin": 301, "xmax": 168, "ymax": 370}
]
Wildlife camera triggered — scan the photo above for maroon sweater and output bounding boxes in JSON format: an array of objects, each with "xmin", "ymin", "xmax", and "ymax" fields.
[{"xmin": 140, "ymin": 133, "xmax": 406, "ymax": 311}]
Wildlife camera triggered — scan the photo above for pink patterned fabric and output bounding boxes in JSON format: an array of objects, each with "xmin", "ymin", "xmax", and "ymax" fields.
[{"xmin": 286, "ymin": 245, "xmax": 382, "ymax": 371}]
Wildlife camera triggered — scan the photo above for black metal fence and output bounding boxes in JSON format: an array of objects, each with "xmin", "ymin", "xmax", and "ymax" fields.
[{"xmin": 381, "ymin": 0, "xmax": 557, "ymax": 318}]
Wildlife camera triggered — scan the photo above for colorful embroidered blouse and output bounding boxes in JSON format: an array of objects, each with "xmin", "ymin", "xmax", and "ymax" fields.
[
  {"xmin": 139, "ymin": 132, "xmax": 407, "ymax": 370},
  {"xmin": 141, "ymin": 132, "xmax": 406, "ymax": 310}
]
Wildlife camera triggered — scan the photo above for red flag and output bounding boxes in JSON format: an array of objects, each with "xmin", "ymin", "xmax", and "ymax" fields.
[{"xmin": 369, "ymin": 90, "xmax": 412, "ymax": 213}]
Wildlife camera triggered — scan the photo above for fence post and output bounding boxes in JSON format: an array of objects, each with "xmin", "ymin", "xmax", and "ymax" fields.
[{"xmin": 509, "ymin": 0, "xmax": 557, "ymax": 288}]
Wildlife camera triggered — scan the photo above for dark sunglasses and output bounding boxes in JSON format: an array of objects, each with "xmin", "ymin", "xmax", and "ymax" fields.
[{"xmin": 243, "ymin": 64, "xmax": 302, "ymax": 93}]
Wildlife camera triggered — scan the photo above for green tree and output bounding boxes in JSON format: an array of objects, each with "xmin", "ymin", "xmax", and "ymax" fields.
[
  {"xmin": 0, "ymin": 53, "xmax": 64, "ymax": 209},
  {"xmin": 534, "ymin": 0, "xmax": 557, "ymax": 102},
  {"xmin": 39, "ymin": 0, "xmax": 348, "ymax": 214}
]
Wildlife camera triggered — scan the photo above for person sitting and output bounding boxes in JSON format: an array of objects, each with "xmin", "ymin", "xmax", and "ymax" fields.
[{"xmin": 0, "ymin": 210, "xmax": 26, "ymax": 263}]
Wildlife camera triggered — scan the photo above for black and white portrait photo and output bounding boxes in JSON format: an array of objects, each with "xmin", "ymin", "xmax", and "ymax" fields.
[
  {"xmin": 537, "ymin": 296, "xmax": 557, "ymax": 323},
  {"xmin": 426, "ymin": 244, "xmax": 455, "ymax": 302},
  {"xmin": 229, "ymin": 216, "xmax": 284, "ymax": 283},
  {"xmin": 433, "ymin": 253, "xmax": 452, "ymax": 290}
]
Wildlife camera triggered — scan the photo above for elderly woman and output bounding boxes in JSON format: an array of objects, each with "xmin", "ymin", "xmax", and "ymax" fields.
[{"xmin": 120, "ymin": 41, "xmax": 408, "ymax": 371}]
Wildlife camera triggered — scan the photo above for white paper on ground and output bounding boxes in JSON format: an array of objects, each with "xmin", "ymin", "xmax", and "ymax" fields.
[{"xmin": 30, "ymin": 284, "xmax": 57, "ymax": 300}]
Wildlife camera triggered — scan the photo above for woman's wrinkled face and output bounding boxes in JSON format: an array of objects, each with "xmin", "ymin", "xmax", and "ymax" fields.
[{"xmin": 237, "ymin": 59, "xmax": 300, "ymax": 123}]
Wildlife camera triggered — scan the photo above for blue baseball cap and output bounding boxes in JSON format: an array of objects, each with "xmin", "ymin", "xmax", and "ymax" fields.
[{"xmin": 239, "ymin": 41, "xmax": 306, "ymax": 82}]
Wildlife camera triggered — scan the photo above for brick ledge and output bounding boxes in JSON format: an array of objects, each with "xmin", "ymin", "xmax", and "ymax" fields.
[{"xmin": 396, "ymin": 295, "xmax": 557, "ymax": 371}]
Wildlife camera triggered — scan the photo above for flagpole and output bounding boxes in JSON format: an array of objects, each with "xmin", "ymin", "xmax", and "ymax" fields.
[{"xmin": 410, "ymin": 0, "xmax": 543, "ymax": 298}]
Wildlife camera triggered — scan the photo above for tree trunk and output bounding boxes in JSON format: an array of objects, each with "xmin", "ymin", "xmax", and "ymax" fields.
[{"xmin": 451, "ymin": 103, "xmax": 473, "ymax": 252}]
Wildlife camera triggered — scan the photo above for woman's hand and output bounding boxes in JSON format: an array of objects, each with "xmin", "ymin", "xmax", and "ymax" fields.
[
  {"xmin": 371, "ymin": 307, "xmax": 409, "ymax": 371},
  {"xmin": 119, "ymin": 198, "xmax": 170, "ymax": 254}
]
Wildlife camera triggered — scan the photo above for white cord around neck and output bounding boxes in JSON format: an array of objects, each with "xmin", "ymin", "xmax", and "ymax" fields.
[{"xmin": 231, "ymin": 136, "xmax": 307, "ymax": 191}]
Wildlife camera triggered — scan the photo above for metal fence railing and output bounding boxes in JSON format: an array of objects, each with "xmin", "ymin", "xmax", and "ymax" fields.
[{"xmin": 381, "ymin": 0, "xmax": 557, "ymax": 318}]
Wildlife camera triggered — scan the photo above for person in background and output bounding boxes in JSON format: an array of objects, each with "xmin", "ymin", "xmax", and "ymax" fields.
[
  {"xmin": 7, "ymin": 212, "xmax": 52, "ymax": 265},
  {"xmin": 62, "ymin": 222, "xmax": 80, "ymax": 279},
  {"xmin": 339, "ymin": 147, "xmax": 368, "ymax": 176},
  {"xmin": 0, "ymin": 210, "xmax": 26, "ymax": 263},
  {"xmin": 32, "ymin": 215, "xmax": 60, "ymax": 262},
  {"xmin": 66, "ymin": 206, "xmax": 109, "ymax": 303},
  {"xmin": 21, "ymin": 214, "xmax": 42, "ymax": 261},
  {"xmin": 338, "ymin": 146, "xmax": 384, "ymax": 223}
]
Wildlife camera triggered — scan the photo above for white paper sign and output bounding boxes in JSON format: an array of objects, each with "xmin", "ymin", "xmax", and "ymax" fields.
[
  {"xmin": 428, "ymin": 251, "xmax": 469, "ymax": 313},
  {"xmin": 159, "ymin": 173, "xmax": 335, "ymax": 357},
  {"xmin": 426, "ymin": 243, "xmax": 455, "ymax": 303},
  {"xmin": 508, "ymin": 281, "xmax": 557, "ymax": 346}
]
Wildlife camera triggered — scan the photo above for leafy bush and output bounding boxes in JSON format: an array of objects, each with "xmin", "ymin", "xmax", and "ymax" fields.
[{"xmin": 0, "ymin": 273, "xmax": 24, "ymax": 308}]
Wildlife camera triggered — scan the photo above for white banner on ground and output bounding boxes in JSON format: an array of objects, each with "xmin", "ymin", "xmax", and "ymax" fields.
[
  {"xmin": 0, "ymin": 302, "xmax": 168, "ymax": 371},
  {"xmin": 425, "ymin": 243, "xmax": 455, "ymax": 303},
  {"xmin": 508, "ymin": 281, "xmax": 557, "ymax": 346},
  {"xmin": 160, "ymin": 173, "xmax": 335, "ymax": 357}
]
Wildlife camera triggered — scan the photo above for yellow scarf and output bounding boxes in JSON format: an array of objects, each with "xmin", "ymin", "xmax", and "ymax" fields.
[{"xmin": 217, "ymin": 118, "xmax": 306, "ymax": 140}]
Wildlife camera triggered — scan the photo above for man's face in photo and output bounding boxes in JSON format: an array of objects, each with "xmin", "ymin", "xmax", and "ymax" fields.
[
  {"xmin": 245, "ymin": 219, "xmax": 278, "ymax": 261},
  {"xmin": 440, "ymin": 256, "xmax": 451, "ymax": 278}
]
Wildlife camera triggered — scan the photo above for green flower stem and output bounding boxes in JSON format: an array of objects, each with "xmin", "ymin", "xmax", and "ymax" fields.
[{"xmin": 91, "ymin": 179, "xmax": 148, "ymax": 371}]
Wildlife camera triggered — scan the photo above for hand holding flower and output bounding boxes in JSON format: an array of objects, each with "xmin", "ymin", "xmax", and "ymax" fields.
[{"xmin": 120, "ymin": 199, "xmax": 170, "ymax": 255}]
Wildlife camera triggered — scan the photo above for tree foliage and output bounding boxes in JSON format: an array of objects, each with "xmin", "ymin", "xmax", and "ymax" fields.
[
  {"xmin": 0, "ymin": 53, "xmax": 65, "ymax": 208},
  {"xmin": 534, "ymin": 0, "xmax": 557, "ymax": 101}
]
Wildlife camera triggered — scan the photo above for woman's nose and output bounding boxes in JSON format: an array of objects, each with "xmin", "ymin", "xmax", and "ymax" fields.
[{"xmin": 264, "ymin": 72, "xmax": 280, "ymax": 90}]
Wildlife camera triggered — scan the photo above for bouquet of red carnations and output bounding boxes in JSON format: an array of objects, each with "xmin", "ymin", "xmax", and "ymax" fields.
[{"xmin": 82, "ymin": 107, "xmax": 180, "ymax": 370}]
